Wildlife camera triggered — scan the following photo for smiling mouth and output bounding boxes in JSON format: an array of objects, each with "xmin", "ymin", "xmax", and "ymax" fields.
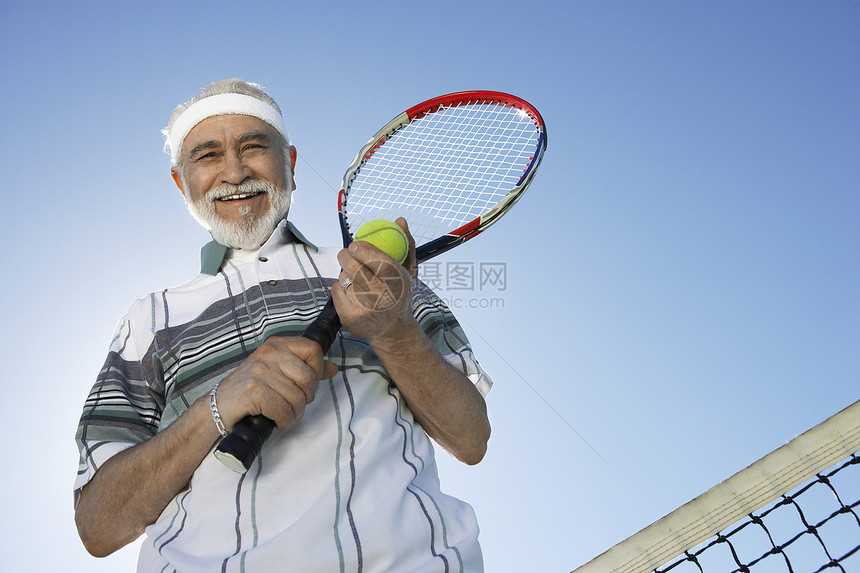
[{"xmin": 218, "ymin": 191, "xmax": 263, "ymax": 202}]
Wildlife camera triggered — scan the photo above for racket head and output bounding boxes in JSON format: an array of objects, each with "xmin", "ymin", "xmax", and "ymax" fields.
[{"xmin": 338, "ymin": 91, "xmax": 547, "ymax": 262}]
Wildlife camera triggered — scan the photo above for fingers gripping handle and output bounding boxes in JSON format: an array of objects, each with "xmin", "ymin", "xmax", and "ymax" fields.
[{"xmin": 213, "ymin": 297, "xmax": 342, "ymax": 473}]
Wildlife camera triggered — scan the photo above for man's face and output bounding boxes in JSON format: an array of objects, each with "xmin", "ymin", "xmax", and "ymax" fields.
[{"xmin": 172, "ymin": 114, "xmax": 295, "ymax": 249}]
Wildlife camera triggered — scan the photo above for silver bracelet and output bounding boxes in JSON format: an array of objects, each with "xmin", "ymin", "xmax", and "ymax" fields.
[{"xmin": 209, "ymin": 382, "xmax": 228, "ymax": 437}]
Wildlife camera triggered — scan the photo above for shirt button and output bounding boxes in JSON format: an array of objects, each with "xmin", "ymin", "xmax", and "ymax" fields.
[
  {"xmin": 259, "ymin": 257, "xmax": 268, "ymax": 262},
  {"xmin": 267, "ymin": 280, "xmax": 277, "ymax": 286}
]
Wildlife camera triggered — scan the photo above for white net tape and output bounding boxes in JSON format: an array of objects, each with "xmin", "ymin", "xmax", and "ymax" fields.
[{"xmin": 572, "ymin": 400, "xmax": 860, "ymax": 573}]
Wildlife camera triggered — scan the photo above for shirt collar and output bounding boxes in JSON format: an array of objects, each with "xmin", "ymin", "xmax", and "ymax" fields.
[{"xmin": 200, "ymin": 219, "xmax": 318, "ymax": 276}]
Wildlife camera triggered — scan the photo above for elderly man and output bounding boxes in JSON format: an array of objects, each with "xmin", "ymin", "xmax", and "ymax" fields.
[{"xmin": 74, "ymin": 79, "xmax": 492, "ymax": 572}]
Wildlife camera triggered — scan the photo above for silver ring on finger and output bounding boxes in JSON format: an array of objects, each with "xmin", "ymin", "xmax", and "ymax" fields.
[{"xmin": 341, "ymin": 277, "xmax": 354, "ymax": 292}]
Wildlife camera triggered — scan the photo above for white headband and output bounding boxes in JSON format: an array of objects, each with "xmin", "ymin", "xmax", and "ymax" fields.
[{"xmin": 166, "ymin": 93, "xmax": 290, "ymax": 164}]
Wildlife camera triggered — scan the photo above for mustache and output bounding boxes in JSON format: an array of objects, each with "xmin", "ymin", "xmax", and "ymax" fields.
[{"xmin": 205, "ymin": 180, "xmax": 275, "ymax": 202}]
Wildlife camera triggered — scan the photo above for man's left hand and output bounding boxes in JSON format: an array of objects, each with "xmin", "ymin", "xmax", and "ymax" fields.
[{"xmin": 332, "ymin": 217, "xmax": 417, "ymax": 345}]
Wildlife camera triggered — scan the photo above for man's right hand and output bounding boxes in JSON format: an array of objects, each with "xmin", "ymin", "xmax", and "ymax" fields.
[
  {"xmin": 76, "ymin": 336, "xmax": 337, "ymax": 557},
  {"xmin": 215, "ymin": 337, "xmax": 339, "ymax": 431}
]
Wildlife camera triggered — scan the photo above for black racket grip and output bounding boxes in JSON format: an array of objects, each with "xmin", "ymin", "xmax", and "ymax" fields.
[
  {"xmin": 301, "ymin": 297, "xmax": 341, "ymax": 354},
  {"xmin": 213, "ymin": 296, "xmax": 343, "ymax": 473}
]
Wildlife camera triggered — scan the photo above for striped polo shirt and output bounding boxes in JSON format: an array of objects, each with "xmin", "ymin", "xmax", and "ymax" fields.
[{"xmin": 74, "ymin": 219, "xmax": 492, "ymax": 572}]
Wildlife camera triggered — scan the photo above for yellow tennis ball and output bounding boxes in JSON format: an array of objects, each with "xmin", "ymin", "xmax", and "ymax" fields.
[{"xmin": 353, "ymin": 219, "xmax": 409, "ymax": 264}]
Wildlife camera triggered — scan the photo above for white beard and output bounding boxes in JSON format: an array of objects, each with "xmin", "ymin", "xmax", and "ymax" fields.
[{"xmin": 185, "ymin": 176, "xmax": 292, "ymax": 250}]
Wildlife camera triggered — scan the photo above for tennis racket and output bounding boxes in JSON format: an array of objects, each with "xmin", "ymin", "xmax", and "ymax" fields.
[{"xmin": 214, "ymin": 90, "xmax": 547, "ymax": 472}]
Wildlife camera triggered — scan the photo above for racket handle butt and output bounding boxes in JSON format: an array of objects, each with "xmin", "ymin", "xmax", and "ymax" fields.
[{"xmin": 213, "ymin": 414, "xmax": 275, "ymax": 473}]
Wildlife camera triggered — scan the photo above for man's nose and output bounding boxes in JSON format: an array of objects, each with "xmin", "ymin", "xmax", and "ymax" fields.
[{"xmin": 220, "ymin": 150, "xmax": 251, "ymax": 184}]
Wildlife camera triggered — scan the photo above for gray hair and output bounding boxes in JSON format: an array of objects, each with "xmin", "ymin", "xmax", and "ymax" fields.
[{"xmin": 163, "ymin": 79, "xmax": 291, "ymax": 170}]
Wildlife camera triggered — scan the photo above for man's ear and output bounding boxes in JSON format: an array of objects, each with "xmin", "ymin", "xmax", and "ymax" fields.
[
  {"xmin": 171, "ymin": 168, "xmax": 186, "ymax": 198},
  {"xmin": 289, "ymin": 146, "xmax": 298, "ymax": 190}
]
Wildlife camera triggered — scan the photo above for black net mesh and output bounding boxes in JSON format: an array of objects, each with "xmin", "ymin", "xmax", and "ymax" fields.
[{"xmin": 656, "ymin": 454, "xmax": 860, "ymax": 573}]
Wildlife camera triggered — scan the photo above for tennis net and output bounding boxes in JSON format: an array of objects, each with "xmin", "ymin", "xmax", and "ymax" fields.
[{"xmin": 572, "ymin": 400, "xmax": 860, "ymax": 573}]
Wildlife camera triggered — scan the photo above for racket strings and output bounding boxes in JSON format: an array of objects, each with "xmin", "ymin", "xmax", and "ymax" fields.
[{"xmin": 345, "ymin": 103, "xmax": 540, "ymax": 244}]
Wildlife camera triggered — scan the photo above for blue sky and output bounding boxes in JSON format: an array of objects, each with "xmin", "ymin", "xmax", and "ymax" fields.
[{"xmin": 1, "ymin": 1, "xmax": 857, "ymax": 571}]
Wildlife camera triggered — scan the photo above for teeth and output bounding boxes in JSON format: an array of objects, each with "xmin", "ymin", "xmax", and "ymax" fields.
[{"xmin": 219, "ymin": 192, "xmax": 259, "ymax": 201}]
